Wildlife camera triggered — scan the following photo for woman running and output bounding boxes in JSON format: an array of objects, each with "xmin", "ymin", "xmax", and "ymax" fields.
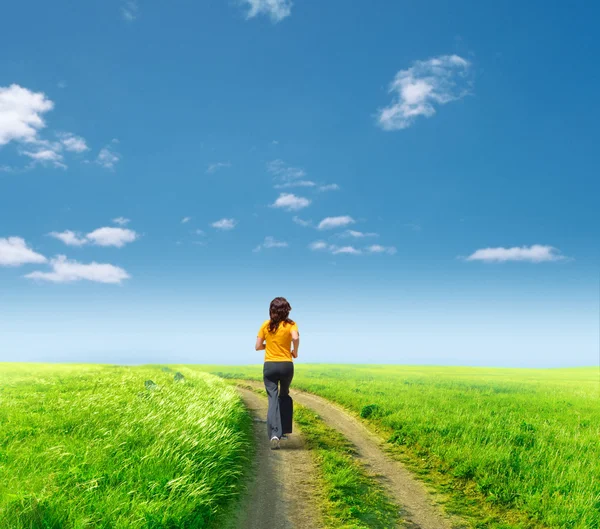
[{"xmin": 255, "ymin": 297, "xmax": 299, "ymax": 450}]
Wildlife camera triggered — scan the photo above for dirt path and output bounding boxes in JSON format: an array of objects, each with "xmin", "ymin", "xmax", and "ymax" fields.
[
  {"xmin": 229, "ymin": 387, "xmax": 322, "ymax": 529},
  {"xmin": 242, "ymin": 380, "xmax": 466, "ymax": 529}
]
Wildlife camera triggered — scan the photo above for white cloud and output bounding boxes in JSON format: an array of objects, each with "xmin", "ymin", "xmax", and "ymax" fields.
[
  {"xmin": 367, "ymin": 244, "xmax": 397, "ymax": 255},
  {"xmin": 318, "ymin": 184, "xmax": 340, "ymax": 192},
  {"xmin": 49, "ymin": 227, "xmax": 138, "ymax": 248},
  {"xmin": 206, "ymin": 162, "xmax": 232, "ymax": 174},
  {"xmin": 267, "ymin": 159, "xmax": 306, "ymax": 182},
  {"xmin": 85, "ymin": 227, "xmax": 137, "ymax": 248},
  {"xmin": 272, "ymin": 193, "xmax": 311, "ymax": 211},
  {"xmin": 0, "ymin": 237, "xmax": 47, "ymax": 266},
  {"xmin": 26, "ymin": 255, "xmax": 129, "ymax": 284},
  {"xmin": 58, "ymin": 132, "xmax": 89, "ymax": 153},
  {"xmin": 309, "ymin": 240, "xmax": 393, "ymax": 256},
  {"xmin": 0, "ymin": 84, "xmax": 53, "ymax": 145},
  {"xmin": 378, "ymin": 55, "xmax": 471, "ymax": 130},
  {"xmin": 254, "ymin": 236, "xmax": 288, "ymax": 252},
  {"xmin": 309, "ymin": 241, "xmax": 329, "ymax": 251},
  {"xmin": 342, "ymin": 230, "xmax": 378, "ymax": 238},
  {"xmin": 308, "ymin": 241, "xmax": 361, "ymax": 255},
  {"xmin": 121, "ymin": 0, "xmax": 138, "ymax": 21},
  {"xmin": 96, "ymin": 142, "xmax": 120, "ymax": 170},
  {"xmin": 293, "ymin": 216, "xmax": 312, "ymax": 227},
  {"xmin": 243, "ymin": 0, "xmax": 292, "ymax": 23},
  {"xmin": 21, "ymin": 147, "xmax": 66, "ymax": 169},
  {"xmin": 181, "ymin": 217, "xmax": 192, "ymax": 224},
  {"xmin": 49, "ymin": 230, "xmax": 87, "ymax": 247},
  {"xmin": 211, "ymin": 218, "xmax": 237, "ymax": 230},
  {"xmin": 0, "ymin": 85, "xmax": 89, "ymax": 169},
  {"xmin": 331, "ymin": 246, "xmax": 362, "ymax": 255},
  {"xmin": 317, "ymin": 216, "xmax": 355, "ymax": 230},
  {"xmin": 274, "ymin": 180, "xmax": 317, "ymax": 189},
  {"xmin": 113, "ymin": 217, "xmax": 130, "ymax": 226},
  {"xmin": 466, "ymin": 245, "xmax": 565, "ymax": 263},
  {"xmin": 195, "ymin": 229, "xmax": 205, "ymax": 236}
]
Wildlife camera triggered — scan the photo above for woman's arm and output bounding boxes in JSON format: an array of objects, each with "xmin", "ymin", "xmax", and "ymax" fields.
[
  {"xmin": 291, "ymin": 329, "xmax": 299, "ymax": 358},
  {"xmin": 255, "ymin": 336, "xmax": 266, "ymax": 351}
]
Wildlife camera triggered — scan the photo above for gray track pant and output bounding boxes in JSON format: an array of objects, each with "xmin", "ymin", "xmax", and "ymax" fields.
[{"xmin": 263, "ymin": 361, "xmax": 294, "ymax": 440}]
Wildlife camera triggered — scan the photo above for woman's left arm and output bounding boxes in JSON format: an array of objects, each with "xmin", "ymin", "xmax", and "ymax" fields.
[{"xmin": 255, "ymin": 336, "xmax": 266, "ymax": 351}]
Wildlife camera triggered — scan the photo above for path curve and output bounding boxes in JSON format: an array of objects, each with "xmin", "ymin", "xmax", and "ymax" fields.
[
  {"xmin": 229, "ymin": 387, "xmax": 322, "ymax": 529},
  {"xmin": 242, "ymin": 380, "xmax": 467, "ymax": 529}
]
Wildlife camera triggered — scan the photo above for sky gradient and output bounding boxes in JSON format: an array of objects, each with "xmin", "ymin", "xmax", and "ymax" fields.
[{"xmin": 1, "ymin": 1, "xmax": 598, "ymax": 367}]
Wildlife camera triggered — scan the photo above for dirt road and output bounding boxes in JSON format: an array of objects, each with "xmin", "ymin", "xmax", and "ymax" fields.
[
  {"xmin": 228, "ymin": 387, "xmax": 322, "ymax": 529},
  {"xmin": 241, "ymin": 380, "xmax": 466, "ymax": 529}
]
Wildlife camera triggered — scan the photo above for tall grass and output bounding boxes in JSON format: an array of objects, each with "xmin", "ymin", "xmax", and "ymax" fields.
[
  {"xmin": 0, "ymin": 364, "xmax": 252, "ymax": 528},
  {"xmin": 203, "ymin": 365, "xmax": 600, "ymax": 529}
]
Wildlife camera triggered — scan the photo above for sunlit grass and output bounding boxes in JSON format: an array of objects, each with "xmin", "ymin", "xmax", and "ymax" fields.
[
  {"xmin": 294, "ymin": 405, "xmax": 400, "ymax": 529},
  {"xmin": 202, "ymin": 365, "xmax": 600, "ymax": 529},
  {"xmin": 0, "ymin": 363, "xmax": 252, "ymax": 528}
]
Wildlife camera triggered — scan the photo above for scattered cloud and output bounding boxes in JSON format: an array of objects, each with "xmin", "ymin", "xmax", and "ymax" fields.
[
  {"xmin": 181, "ymin": 217, "xmax": 192, "ymax": 224},
  {"xmin": 211, "ymin": 218, "xmax": 237, "ymax": 230},
  {"xmin": 309, "ymin": 240, "xmax": 394, "ymax": 256},
  {"xmin": 49, "ymin": 230, "xmax": 88, "ymax": 247},
  {"xmin": 293, "ymin": 216, "xmax": 312, "ymax": 227},
  {"xmin": 113, "ymin": 217, "xmax": 131, "ymax": 226},
  {"xmin": 378, "ymin": 55, "xmax": 472, "ymax": 130},
  {"xmin": 254, "ymin": 236, "xmax": 288, "ymax": 252},
  {"xmin": 0, "ymin": 237, "xmax": 47, "ymax": 266},
  {"xmin": 121, "ymin": 0, "xmax": 139, "ymax": 21},
  {"xmin": 50, "ymin": 227, "xmax": 138, "ymax": 248},
  {"xmin": 21, "ymin": 147, "xmax": 66, "ymax": 169},
  {"xmin": 57, "ymin": 81, "xmax": 67, "ymax": 89},
  {"xmin": 58, "ymin": 132, "xmax": 89, "ymax": 153},
  {"xmin": 317, "ymin": 216, "xmax": 355, "ymax": 230},
  {"xmin": 96, "ymin": 141, "xmax": 120, "ymax": 170},
  {"xmin": 332, "ymin": 246, "xmax": 362, "ymax": 255},
  {"xmin": 0, "ymin": 84, "xmax": 89, "ymax": 169},
  {"xmin": 309, "ymin": 241, "xmax": 329, "ymax": 251},
  {"xmin": 26, "ymin": 255, "xmax": 130, "ymax": 284},
  {"xmin": 341, "ymin": 230, "xmax": 378, "ymax": 238},
  {"xmin": 243, "ymin": 0, "xmax": 292, "ymax": 23},
  {"xmin": 274, "ymin": 180, "xmax": 317, "ymax": 189},
  {"xmin": 206, "ymin": 161, "xmax": 232, "ymax": 174},
  {"xmin": 465, "ymin": 245, "xmax": 565, "ymax": 263},
  {"xmin": 268, "ymin": 159, "xmax": 306, "ymax": 182},
  {"xmin": 0, "ymin": 84, "xmax": 53, "ymax": 145},
  {"xmin": 318, "ymin": 184, "xmax": 340, "ymax": 192},
  {"xmin": 195, "ymin": 229, "xmax": 205, "ymax": 236},
  {"xmin": 86, "ymin": 227, "xmax": 137, "ymax": 248},
  {"xmin": 367, "ymin": 244, "xmax": 397, "ymax": 255},
  {"xmin": 272, "ymin": 193, "xmax": 311, "ymax": 211}
]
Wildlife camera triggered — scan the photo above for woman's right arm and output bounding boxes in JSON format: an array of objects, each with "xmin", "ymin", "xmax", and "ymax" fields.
[{"xmin": 291, "ymin": 329, "xmax": 299, "ymax": 358}]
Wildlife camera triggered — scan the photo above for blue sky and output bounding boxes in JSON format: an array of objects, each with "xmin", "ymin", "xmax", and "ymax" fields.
[{"xmin": 0, "ymin": 1, "xmax": 598, "ymax": 367}]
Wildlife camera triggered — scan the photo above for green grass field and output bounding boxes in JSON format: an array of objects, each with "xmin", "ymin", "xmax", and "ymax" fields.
[
  {"xmin": 203, "ymin": 365, "xmax": 600, "ymax": 529},
  {"xmin": 0, "ymin": 364, "xmax": 253, "ymax": 528}
]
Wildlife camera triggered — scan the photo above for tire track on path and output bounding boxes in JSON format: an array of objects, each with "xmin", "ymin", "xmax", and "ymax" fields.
[
  {"xmin": 242, "ymin": 380, "xmax": 467, "ymax": 529},
  {"xmin": 228, "ymin": 387, "xmax": 322, "ymax": 529}
]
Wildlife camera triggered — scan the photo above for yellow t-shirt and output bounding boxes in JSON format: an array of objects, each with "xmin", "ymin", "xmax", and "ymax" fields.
[{"xmin": 258, "ymin": 320, "xmax": 298, "ymax": 362}]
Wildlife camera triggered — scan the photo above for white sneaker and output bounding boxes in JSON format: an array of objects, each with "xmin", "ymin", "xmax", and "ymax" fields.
[{"xmin": 270, "ymin": 436, "xmax": 280, "ymax": 450}]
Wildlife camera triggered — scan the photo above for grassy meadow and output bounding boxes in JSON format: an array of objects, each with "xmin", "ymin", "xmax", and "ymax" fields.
[
  {"xmin": 0, "ymin": 364, "xmax": 253, "ymax": 528},
  {"xmin": 203, "ymin": 365, "xmax": 600, "ymax": 529}
]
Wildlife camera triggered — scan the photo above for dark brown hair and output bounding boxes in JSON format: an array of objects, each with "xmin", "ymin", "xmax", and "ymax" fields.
[{"xmin": 268, "ymin": 297, "xmax": 294, "ymax": 333}]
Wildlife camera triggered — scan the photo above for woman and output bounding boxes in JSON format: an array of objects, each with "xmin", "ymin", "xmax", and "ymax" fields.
[{"xmin": 255, "ymin": 297, "xmax": 299, "ymax": 450}]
